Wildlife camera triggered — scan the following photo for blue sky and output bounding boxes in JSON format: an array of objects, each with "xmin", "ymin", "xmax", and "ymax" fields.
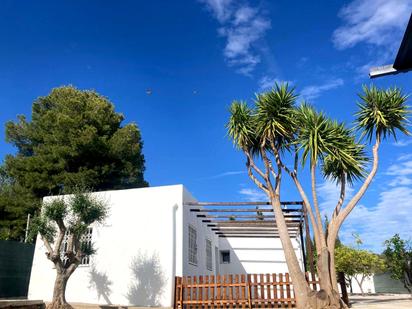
[{"xmin": 0, "ymin": 0, "xmax": 412, "ymax": 251}]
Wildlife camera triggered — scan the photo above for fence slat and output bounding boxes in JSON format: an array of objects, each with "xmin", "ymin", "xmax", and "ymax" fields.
[
  {"xmin": 193, "ymin": 275, "xmax": 198, "ymax": 305},
  {"xmin": 222, "ymin": 274, "xmax": 227, "ymax": 308},
  {"xmin": 285, "ymin": 273, "xmax": 292, "ymax": 308},
  {"xmin": 235, "ymin": 274, "xmax": 240, "ymax": 305},
  {"xmin": 187, "ymin": 276, "xmax": 192, "ymax": 307},
  {"xmin": 279, "ymin": 273, "xmax": 285, "ymax": 308},
  {"xmin": 205, "ymin": 275, "xmax": 210, "ymax": 305},
  {"xmin": 228, "ymin": 274, "xmax": 233, "ymax": 309},
  {"xmin": 240, "ymin": 274, "xmax": 246, "ymax": 309},
  {"xmin": 210, "ymin": 275, "xmax": 215, "ymax": 309},
  {"xmin": 259, "ymin": 273, "xmax": 265, "ymax": 308},
  {"xmin": 216, "ymin": 275, "xmax": 221, "ymax": 309},
  {"xmin": 266, "ymin": 273, "xmax": 272, "ymax": 308},
  {"xmin": 253, "ymin": 274, "xmax": 258, "ymax": 306},
  {"xmin": 272, "ymin": 274, "xmax": 278, "ymax": 308},
  {"xmin": 199, "ymin": 275, "xmax": 203, "ymax": 305}
]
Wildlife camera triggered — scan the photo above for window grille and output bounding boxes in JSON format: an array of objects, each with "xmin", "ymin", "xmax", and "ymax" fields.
[
  {"xmin": 206, "ymin": 239, "xmax": 213, "ymax": 271},
  {"xmin": 60, "ymin": 227, "xmax": 93, "ymax": 265},
  {"xmin": 188, "ymin": 225, "xmax": 198, "ymax": 265}
]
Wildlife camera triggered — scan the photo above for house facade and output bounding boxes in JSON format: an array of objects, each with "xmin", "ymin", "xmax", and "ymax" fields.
[{"xmin": 28, "ymin": 185, "xmax": 305, "ymax": 307}]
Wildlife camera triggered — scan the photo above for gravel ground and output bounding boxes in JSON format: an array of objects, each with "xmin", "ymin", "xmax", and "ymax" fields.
[{"xmin": 350, "ymin": 294, "xmax": 412, "ymax": 308}]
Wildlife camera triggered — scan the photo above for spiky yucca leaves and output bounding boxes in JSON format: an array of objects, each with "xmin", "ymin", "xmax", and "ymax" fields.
[
  {"xmin": 255, "ymin": 83, "xmax": 297, "ymax": 149},
  {"xmin": 322, "ymin": 127, "xmax": 368, "ymax": 185},
  {"xmin": 227, "ymin": 101, "xmax": 258, "ymax": 152},
  {"xmin": 356, "ymin": 85, "xmax": 410, "ymax": 141},
  {"xmin": 295, "ymin": 104, "xmax": 368, "ymax": 184}
]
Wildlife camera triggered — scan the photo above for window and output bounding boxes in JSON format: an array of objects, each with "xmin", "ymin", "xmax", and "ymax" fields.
[
  {"xmin": 60, "ymin": 227, "xmax": 93, "ymax": 266},
  {"xmin": 206, "ymin": 239, "xmax": 213, "ymax": 271},
  {"xmin": 80, "ymin": 227, "xmax": 93, "ymax": 265},
  {"xmin": 188, "ymin": 225, "xmax": 198, "ymax": 265},
  {"xmin": 220, "ymin": 250, "xmax": 230, "ymax": 264}
]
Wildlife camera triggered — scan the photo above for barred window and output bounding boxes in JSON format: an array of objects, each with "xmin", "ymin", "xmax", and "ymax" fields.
[
  {"xmin": 188, "ymin": 225, "xmax": 198, "ymax": 265},
  {"xmin": 206, "ymin": 239, "xmax": 213, "ymax": 271},
  {"xmin": 60, "ymin": 227, "xmax": 93, "ymax": 265}
]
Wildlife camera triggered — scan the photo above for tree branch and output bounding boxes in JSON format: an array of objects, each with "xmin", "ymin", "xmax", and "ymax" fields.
[
  {"xmin": 333, "ymin": 134, "xmax": 381, "ymax": 234},
  {"xmin": 270, "ymin": 143, "xmax": 322, "ymax": 252},
  {"xmin": 293, "ymin": 146, "xmax": 299, "ymax": 176},
  {"xmin": 244, "ymin": 150, "xmax": 267, "ymax": 180},
  {"xmin": 246, "ymin": 157, "xmax": 269, "ymax": 193},
  {"xmin": 42, "ymin": 236, "xmax": 53, "ymax": 256},
  {"xmin": 310, "ymin": 163, "xmax": 323, "ymax": 238},
  {"xmin": 332, "ymin": 173, "xmax": 346, "ymax": 219},
  {"xmin": 53, "ymin": 219, "xmax": 66, "ymax": 256}
]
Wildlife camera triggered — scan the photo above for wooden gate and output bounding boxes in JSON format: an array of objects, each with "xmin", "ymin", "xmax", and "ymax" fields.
[{"xmin": 174, "ymin": 273, "xmax": 319, "ymax": 308}]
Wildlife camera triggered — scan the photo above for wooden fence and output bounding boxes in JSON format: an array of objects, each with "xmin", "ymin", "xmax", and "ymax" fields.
[{"xmin": 174, "ymin": 273, "xmax": 319, "ymax": 308}]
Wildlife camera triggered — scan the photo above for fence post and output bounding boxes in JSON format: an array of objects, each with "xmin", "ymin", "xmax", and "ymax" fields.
[{"xmin": 246, "ymin": 275, "xmax": 252, "ymax": 309}]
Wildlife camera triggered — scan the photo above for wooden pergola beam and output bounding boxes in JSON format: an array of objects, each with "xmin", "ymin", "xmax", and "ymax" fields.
[
  {"xmin": 190, "ymin": 208, "xmax": 302, "ymax": 213},
  {"xmin": 197, "ymin": 214, "xmax": 301, "ymax": 219},
  {"xmin": 215, "ymin": 231, "xmax": 297, "ymax": 235},
  {"xmin": 185, "ymin": 201, "xmax": 303, "ymax": 206},
  {"xmin": 218, "ymin": 235, "xmax": 292, "ymax": 238},
  {"xmin": 203, "ymin": 219, "xmax": 301, "ymax": 223}
]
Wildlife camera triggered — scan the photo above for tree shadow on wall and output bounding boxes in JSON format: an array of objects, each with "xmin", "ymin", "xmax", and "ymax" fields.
[
  {"xmin": 126, "ymin": 251, "xmax": 167, "ymax": 306},
  {"xmin": 88, "ymin": 265, "xmax": 113, "ymax": 305}
]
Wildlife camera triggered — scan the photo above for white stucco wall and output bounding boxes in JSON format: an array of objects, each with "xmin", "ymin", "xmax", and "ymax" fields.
[
  {"xmin": 182, "ymin": 188, "xmax": 220, "ymax": 276},
  {"xmin": 28, "ymin": 185, "xmax": 185, "ymax": 307},
  {"xmin": 218, "ymin": 236, "xmax": 304, "ymax": 275}
]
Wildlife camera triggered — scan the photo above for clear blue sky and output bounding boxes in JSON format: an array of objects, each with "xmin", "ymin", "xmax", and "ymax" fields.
[{"xmin": 1, "ymin": 0, "xmax": 411, "ymax": 251}]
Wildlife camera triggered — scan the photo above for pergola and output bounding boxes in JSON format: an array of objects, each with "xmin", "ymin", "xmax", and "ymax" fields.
[{"xmin": 185, "ymin": 200, "xmax": 313, "ymax": 272}]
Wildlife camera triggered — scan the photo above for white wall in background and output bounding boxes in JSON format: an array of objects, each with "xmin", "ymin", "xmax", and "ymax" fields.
[{"xmin": 218, "ymin": 236, "xmax": 304, "ymax": 275}]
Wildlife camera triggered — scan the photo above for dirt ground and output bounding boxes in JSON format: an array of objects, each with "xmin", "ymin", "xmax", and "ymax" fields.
[{"xmin": 350, "ymin": 294, "xmax": 412, "ymax": 308}]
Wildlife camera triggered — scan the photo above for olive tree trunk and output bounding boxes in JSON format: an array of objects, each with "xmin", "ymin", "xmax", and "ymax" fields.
[{"xmin": 47, "ymin": 263, "xmax": 78, "ymax": 309}]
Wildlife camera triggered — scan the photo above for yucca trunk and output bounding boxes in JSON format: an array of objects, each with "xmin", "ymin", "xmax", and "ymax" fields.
[{"xmin": 269, "ymin": 192, "xmax": 310, "ymax": 307}]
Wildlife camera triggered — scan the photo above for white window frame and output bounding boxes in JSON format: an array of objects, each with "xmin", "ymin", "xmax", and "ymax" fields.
[
  {"xmin": 206, "ymin": 239, "xmax": 213, "ymax": 271},
  {"xmin": 188, "ymin": 225, "xmax": 198, "ymax": 266},
  {"xmin": 60, "ymin": 227, "xmax": 93, "ymax": 266}
]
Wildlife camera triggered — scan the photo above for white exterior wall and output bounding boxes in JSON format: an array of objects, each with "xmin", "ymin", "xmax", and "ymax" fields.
[
  {"xmin": 218, "ymin": 237, "xmax": 304, "ymax": 275},
  {"xmin": 182, "ymin": 188, "xmax": 220, "ymax": 276},
  {"xmin": 28, "ymin": 184, "xmax": 302, "ymax": 307},
  {"xmin": 29, "ymin": 185, "xmax": 185, "ymax": 307}
]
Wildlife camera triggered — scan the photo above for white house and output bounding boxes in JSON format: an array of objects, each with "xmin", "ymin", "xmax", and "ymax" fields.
[{"xmin": 28, "ymin": 185, "xmax": 305, "ymax": 307}]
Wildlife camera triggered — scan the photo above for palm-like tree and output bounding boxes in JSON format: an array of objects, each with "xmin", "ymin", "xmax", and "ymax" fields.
[{"xmin": 227, "ymin": 83, "xmax": 409, "ymax": 309}]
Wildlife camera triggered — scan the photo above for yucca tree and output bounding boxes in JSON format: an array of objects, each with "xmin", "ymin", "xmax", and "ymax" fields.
[{"xmin": 227, "ymin": 84, "xmax": 409, "ymax": 309}]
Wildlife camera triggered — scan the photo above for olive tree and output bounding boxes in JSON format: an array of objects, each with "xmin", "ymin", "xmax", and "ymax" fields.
[
  {"xmin": 29, "ymin": 192, "xmax": 108, "ymax": 309},
  {"xmin": 227, "ymin": 84, "xmax": 409, "ymax": 308}
]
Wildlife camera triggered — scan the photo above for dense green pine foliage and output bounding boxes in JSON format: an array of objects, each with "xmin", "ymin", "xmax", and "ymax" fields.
[{"xmin": 0, "ymin": 86, "xmax": 147, "ymax": 240}]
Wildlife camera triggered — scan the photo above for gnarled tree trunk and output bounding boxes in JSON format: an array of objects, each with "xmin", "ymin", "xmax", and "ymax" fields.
[
  {"xmin": 47, "ymin": 261, "xmax": 79, "ymax": 309},
  {"xmin": 48, "ymin": 272, "xmax": 72, "ymax": 309}
]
